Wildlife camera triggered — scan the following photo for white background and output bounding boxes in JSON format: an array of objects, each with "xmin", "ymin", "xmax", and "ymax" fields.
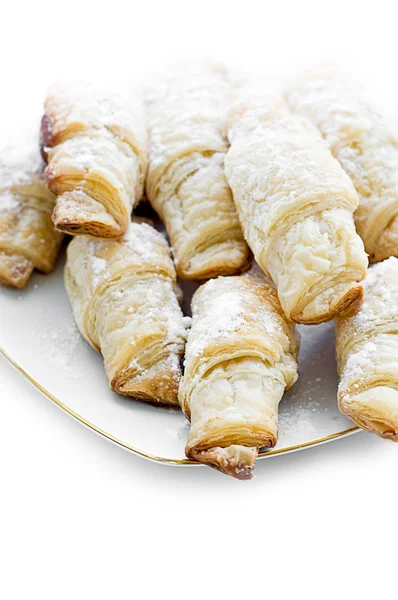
[{"xmin": 1, "ymin": 1, "xmax": 398, "ymax": 598}]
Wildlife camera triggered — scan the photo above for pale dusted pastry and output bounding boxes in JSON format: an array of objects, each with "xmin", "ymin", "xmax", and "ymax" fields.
[
  {"xmin": 286, "ymin": 67, "xmax": 398, "ymax": 263},
  {"xmin": 225, "ymin": 96, "xmax": 368, "ymax": 324},
  {"xmin": 179, "ymin": 271, "xmax": 299, "ymax": 479},
  {"xmin": 65, "ymin": 221, "xmax": 189, "ymax": 405},
  {"xmin": 41, "ymin": 83, "xmax": 147, "ymax": 238},
  {"xmin": 336, "ymin": 257, "xmax": 398, "ymax": 440},
  {"xmin": 146, "ymin": 63, "xmax": 249, "ymax": 279},
  {"xmin": 0, "ymin": 130, "xmax": 63, "ymax": 288}
]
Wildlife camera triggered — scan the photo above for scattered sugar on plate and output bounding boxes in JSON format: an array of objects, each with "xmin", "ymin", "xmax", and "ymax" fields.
[
  {"xmin": 37, "ymin": 319, "xmax": 88, "ymax": 379},
  {"xmin": 166, "ymin": 419, "xmax": 190, "ymax": 441}
]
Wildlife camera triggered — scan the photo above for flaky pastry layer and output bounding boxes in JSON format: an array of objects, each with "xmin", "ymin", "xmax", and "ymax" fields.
[
  {"xmin": 336, "ymin": 257, "xmax": 398, "ymax": 440},
  {"xmin": 65, "ymin": 221, "xmax": 188, "ymax": 405},
  {"xmin": 0, "ymin": 131, "xmax": 63, "ymax": 288},
  {"xmin": 42, "ymin": 83, "xmax": 147, "ymax": 238},
  {"xmin": 179, "ymin": 272, "xmax": 299, "ymax": 479},
  {"xmin": 146, "ymin": 63, "xmax": 249, "ymax": 279},
  {"xmin": 225, "ymin": 97, "xmax": 367, "ymax": 324},
  {"xmin": 286, "ymin": 67, "xmax": 398, "ymax": 263}
]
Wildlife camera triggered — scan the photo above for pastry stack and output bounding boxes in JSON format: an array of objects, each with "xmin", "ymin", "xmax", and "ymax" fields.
[{"xmin": 2, "ymin": 63, "xmax": 398, "ymax": 479}]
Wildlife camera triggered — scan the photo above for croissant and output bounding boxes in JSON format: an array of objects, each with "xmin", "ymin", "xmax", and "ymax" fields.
[
  {"xmin": 179, "ymin": 270, "xmax": 299, "ymax": 479},
  {"xmin": 286, "ymin": 67, "xmax": 398, "ymax": 263},
  {"xmin": 146, "ymin": 63, "xmax": 249, "ymax": 279},
  {"xmin": 335, "ymin": 257, "xmax": 398, "ymax": 440},
  {"xmin": 65, "ymin": 221, "xmax": 189, "ymax": 405},
  {"xmin": 225, "ymin": 97, "xmax": 368, "ymax": 324},
  {"xmin": 41, "ymin": 83, "xmax": 147, "ymax": 238},
  {"xmin": 0, "ymin": 130, "xmax": 63, "ymax": 288}
]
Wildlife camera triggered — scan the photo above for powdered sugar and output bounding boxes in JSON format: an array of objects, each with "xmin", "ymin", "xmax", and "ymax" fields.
[
  {"xmin": 278, "ymin": 409, "xmax": 318, "ymax": 440},
  {"xmin": 337, "ymin": 257, "xmax": 398, "ymax": 392},
  {"xmin": 145, "ymin": 63, "xmax": 247, "ymax": 279},
  {"xmin": 340, "ymin": 341, "xmax": 377, "ymax": 385},
  {"xmin": 44, "ymin": 81, "xmax": 148, "ymax": 210},
  {"xmin": 46, "ymin": 81, "xmax": 147, "ymax": 155},
  {"xmin": 123, "ymin": 222, "xmax": 165, "ymax": 261},
  {"xmin": 342, "ymin": 257, "xmax": 398, "ymax": 336},
  {"xmin": 286, "ymin": 67, "xmax": 398, "ymax": 259},
  {"xmin": 0, "ymin": 189, "xmax": 20, "ymax": 212},
  {"xmin": 38, "ymin": 319, "xmax": 86, "ymax": 379},
  {"xmin": 185, "ymin": 275, "xmax": 294, "ymax": 374},
  {"xmin": 165, "ymin": 418, "xmax": 190, "ymax": 441},
  {"xmin": 0, "ymin": 128, "xmax": 44, "ymax": 191},
  {"xmin": 146, "ymin": 63, "xmax": 234, "ymax": 183},
  {"xmin": 65, "ymin": 220, "xmax": 187, "ymax": 402},
  {"xmin": 80, "ymin": 221, "xmax": 172, "ymax": 288},
  {"xmin": 187, "ymin": 279, "xmax": 247, "ymax": 359},
  {"xmin": 91, "ymin": 256, "xmax": 108, "ymax": 287},
  {"xmin": 225, "ymin": 96, "xmax": 358, "ymax": 256}
]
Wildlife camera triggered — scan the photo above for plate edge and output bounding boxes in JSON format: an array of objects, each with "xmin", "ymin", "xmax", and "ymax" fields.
[{"xmin": 0, "ymin": 345, "xmax": 360, "ymax": 466}]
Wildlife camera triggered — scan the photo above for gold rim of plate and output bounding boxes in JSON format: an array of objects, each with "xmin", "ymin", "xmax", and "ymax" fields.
[{"xmin": 0, "ymin": 346, "xmax": 360, "ymax": 465}]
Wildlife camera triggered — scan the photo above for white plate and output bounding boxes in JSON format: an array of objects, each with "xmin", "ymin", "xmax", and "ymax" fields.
[{"xmin": 0, "ymin": 247, "xmax": 359, "ymax": 466}]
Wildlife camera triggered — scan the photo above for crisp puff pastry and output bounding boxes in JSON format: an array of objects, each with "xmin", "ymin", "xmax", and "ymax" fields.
[
  {"xmin": 225, "ymin": 96, "xmax": 368, "ymax": 324},
  {"xmin": 179, "ymin": 270, "xmax": 299, "ymax": 479},
  {"xmin": 146, "ymin": 63, "xmax": 249, "ymax": 279},
  {"xmin": 41, "ymin": 83, "xmax": 147, "ymax": 239},
  {"xmin": 0, "ymin": 130, "xmax": 63, "ymax": 288},
  {"xmin": 65, "ymin": 221, "xmax": 189, "ymax": 406},
  {"xmin": 286, "ymin": 67, "xmax": 398, "ymax": 263},
  {"xmin": 336, "ymin": 257, "xmax": 398, "ymax": 440}
]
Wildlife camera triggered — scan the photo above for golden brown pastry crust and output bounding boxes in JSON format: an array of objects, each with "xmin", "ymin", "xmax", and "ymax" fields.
[
  {"xmin": 0, "ymin": 251, "xmax": 34, "ymax": 288},
  {"xmin": 179, "ymin": 272, "xmax": 299, "ymax": 478},
  {"xmin": 225, "ymin": 96, "xmax": 368, "ymax": 324},
  {"xmin": 191, "ymin": 445, "xmax": 259, "ymax": 480},
  {"xmin": 146, "ymin": 63, "xmax": 249, "ymax": 279},
  {"xmin": 64, "ymin": 221, "xmax": 188, "ymax": 406},
  {"xmin": 0, "ymin": 131, "xmax": 63, "ymax": 288},
  {"xmin": 336, "ymin": 257, "xmax": 398, "ymax": 440},
  {"xmin": 42, "ymin": 83, "xmax": 147, "ymax": 238}
]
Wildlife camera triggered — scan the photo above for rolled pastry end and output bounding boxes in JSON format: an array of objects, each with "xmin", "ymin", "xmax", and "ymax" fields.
[
  {"xmin": 52, "ymin": 191, "xmax": 124, "ymax": 238},
  {"xmin": 112, "ymin": 358, "xmax": 181, "ymax": 407},
  {"xmin": 188, "ymin": 445, "xmax": 259, "ymax": 480},
  {"xmin": 185, "ymin": 417, "xmax": 277, "ymax": 479},
  {"xmin": 294, "ymin": 282, "xmax": 364, "ymax": 325},
  {"xmin": 182, "ymin": 356, "xmax": 285, "ymax": 477},
  {"xmin": 0, "ymin": 251, "xmax": 34, "ymax": 288},
  {"xmin": 339, "ymin": 386, "xmax": 398, "ymax": 441},
  {"xmin": 177, "ymin": 240, "xmax": 250, "ymax": 280},
  {"xmin": 268, "ymin": 209, "xmax": 367, "ymax": 324}
]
